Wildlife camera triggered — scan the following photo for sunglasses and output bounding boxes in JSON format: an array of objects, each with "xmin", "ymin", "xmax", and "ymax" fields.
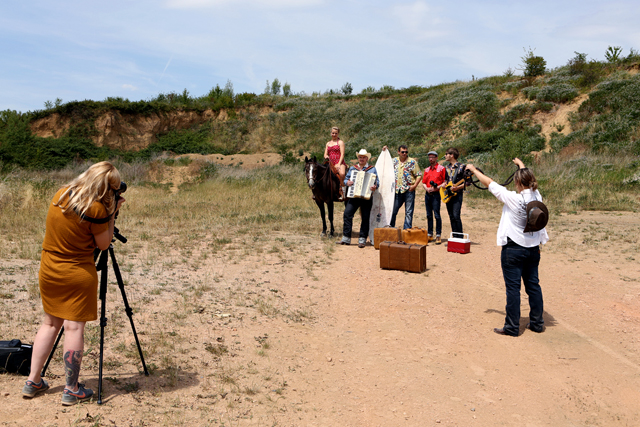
[{"xmin": 400, "ymin": 151, "xmax": 408, "ymax": 154}]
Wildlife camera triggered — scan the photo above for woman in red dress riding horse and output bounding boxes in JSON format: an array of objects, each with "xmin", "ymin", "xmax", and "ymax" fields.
[{"xmin": 323, "ymin": 127, "xmax": 347, "ymax": 200}]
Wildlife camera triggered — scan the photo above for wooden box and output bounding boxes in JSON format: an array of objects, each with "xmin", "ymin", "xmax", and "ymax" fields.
[{"xmin": 379, "ymin": 241, "xmax": 427, "ymax": 273}]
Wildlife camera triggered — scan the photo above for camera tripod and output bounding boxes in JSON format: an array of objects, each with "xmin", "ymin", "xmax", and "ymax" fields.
[{"xmin": 41, "ymin": 228, "xmax": 149, "ymax": 404}]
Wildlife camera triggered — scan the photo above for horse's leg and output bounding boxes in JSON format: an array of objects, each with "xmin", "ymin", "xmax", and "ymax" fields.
[
  {"xmin": 328, "ymin": 200, "xmax": 335, "ymax": 237},
  {"xmin": 316, "ymin": 199, "xmax": 327, "ymax": 237}
]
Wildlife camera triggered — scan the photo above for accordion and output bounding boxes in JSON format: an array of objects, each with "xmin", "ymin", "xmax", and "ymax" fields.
[{"xmin": 346, "ymin": 170, "xmax": 377, "ymax": 200}]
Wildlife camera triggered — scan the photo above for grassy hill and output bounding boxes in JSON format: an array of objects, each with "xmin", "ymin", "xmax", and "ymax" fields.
[{"xmin": 1, "ymin": 51, "xmax": 639, "ymax": 211}]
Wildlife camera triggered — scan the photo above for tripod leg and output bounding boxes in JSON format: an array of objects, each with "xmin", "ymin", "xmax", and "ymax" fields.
[
  {"xmin": 108, "ymin": 247, "xmax": 149, "ymax": 376},
  {"xmin": 97, "ymin": 249, "xmax": 109, "ymax": 405},
  {"xmin": 41, "ymin": 326, "xmax": 64, "ymax": 378}
]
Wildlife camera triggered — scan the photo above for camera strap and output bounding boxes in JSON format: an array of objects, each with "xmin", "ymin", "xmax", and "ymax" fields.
[
  {"xmin": 78, "ymin": 212, "xmax": 113, "ymax": 224},
  {"xmin": 468, "ymin": 165, "xmax": 518, "ymax": 190}
]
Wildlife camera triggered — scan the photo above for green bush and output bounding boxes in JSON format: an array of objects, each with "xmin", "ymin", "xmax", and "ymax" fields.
[
  {"xmin": 552, "ymin": 75, "xmax": 640, "ymax": 154},
  {"xmin": 521, "ymin": 48, "xmax": 547, "ymax": 77},
  {"xmin": 536, "ymin": 83, "xmax": 579, "ymax": 103},
  {"xmin": 567, "ymin": 52, "xmax": 605, "ymax": 88},
  {"xmin": 521, "ymin": 86, "xmax": 540, "ymax": 100},
  {"xmin": 280, "ymin": 152, "xmax": 299, "ymax": 165},
  {"xmin": 0, "ymin": 109, "xmax": 108, "ymax": 170},
  {"xmin": 605, "ymin": 46, "xmax": 623, "ymax": 63},
  {"xmin": 455, "ymin": 125, "xmax": 545, "ymax": 163}
]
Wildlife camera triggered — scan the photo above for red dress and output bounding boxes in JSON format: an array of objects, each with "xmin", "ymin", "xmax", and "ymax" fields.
[{"xmin": 327, "ymin": 143, "xmax": 346, "ymax": 166}]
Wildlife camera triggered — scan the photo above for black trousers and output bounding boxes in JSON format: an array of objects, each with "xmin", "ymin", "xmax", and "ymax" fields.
[
  {"xmin": 342, "ymin": 198, "xmax": 373, "ymax": 239},
  {"xmin": 446, "ymin": 193, "xmax": 463, "ymax": 234}
]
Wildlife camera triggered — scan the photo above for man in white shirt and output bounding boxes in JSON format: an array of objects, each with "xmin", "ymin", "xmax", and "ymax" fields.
[{"xmin": 466, "ymin": 158, "xmax": 548, "ymax": 337}]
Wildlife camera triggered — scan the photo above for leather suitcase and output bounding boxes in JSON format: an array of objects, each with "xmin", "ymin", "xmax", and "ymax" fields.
[
  {"xmin": 379, "ymin": 241, "xmax": 427, "ymax": 273},
  {"xmin": 373, "ymin": 226, "xmax": 402, "ymax": 250},
  {"xmin": 402, "ymin": 227, "xmax": 429, "ymax": 246}
]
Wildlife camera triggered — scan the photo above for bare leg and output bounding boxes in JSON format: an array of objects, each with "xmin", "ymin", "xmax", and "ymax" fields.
[
  {"xmin": 338, "ymin": 164, "xmax": 347, "ymax": 200},
  {"xmin": 27, "ymin": 313, "xmax": 64, "ymax": 384},
  {"xmin": 63, "ymin": 320, "xmax": 86, "ymax": 392}
]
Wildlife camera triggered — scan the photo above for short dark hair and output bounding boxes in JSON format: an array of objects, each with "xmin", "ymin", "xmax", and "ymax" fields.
[
  {"xmin": 445, "ymin": 147, "xmax": 459, "ymax": 159},
  {"xmin": 398, "ymin": 145, "xmax": 408, "ymax": 152}
]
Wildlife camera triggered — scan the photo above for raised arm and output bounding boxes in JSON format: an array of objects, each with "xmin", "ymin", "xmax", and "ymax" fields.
[
  {"xmin": 513, "ymin": 158, "xmax": 525, "ymax": 169},
  {"xmin": 466, "ymin": 165, "xmax": 493, "ymax": 188}
]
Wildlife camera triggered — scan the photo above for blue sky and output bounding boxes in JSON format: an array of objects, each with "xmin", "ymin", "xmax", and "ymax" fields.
[{"xmin": 1, "ymin": 0, "xmax": 639, "ymax": 112}]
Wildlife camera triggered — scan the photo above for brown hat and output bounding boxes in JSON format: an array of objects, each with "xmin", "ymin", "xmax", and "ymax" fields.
[{"xmin": 523, "ymin": 201, "xmax": 549, "ymax": 233}]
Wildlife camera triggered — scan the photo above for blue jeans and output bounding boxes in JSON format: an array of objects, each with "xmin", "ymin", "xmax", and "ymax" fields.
[
  {"xmin": 424, "ymin": 192, "xmax": 442, "ymax": 236},
  {"xmin": 446, "ymin": 193, "xmax": 463, "ymax": 235},
  {"xmin": 500, "ymin": 241, "xmax": 544, "ymax": 336},
  {"xmin": 390, "ymin": 190, "xmax": 415, "ymax": 230}
]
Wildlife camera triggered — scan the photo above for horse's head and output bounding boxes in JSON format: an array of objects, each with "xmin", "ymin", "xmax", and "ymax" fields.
[{"xmin": 304, "ymin": 156, "xmax": 318, "ymax": 189}]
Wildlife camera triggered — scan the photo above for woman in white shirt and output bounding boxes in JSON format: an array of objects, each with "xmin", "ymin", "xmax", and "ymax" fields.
[{"xmin": 466, "ymin": 158, "xmax": 548, "ymax": 337}]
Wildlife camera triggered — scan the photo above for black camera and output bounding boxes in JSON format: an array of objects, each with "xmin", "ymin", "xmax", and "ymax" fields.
[
  {"xmin": 429, "ymin": 180, "xmax": 437, "ymax": 189},
  {"xmin": 114, "ymin": 182, "xmax": 127, "ymax": 220},
  {"xmin": 115, "ymin": 181, "xmax": 127, "ymax": 197}
]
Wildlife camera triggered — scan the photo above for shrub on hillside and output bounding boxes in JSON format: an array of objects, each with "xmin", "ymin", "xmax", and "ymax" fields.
[
  {"xmin": 455, "ymin": 124, "xmax": 545, "ymax": 163},
  {"xmin": 536, "ymin": 83, "xmax": 579, "ymax": 103},
  {"xmin": 521, "ymin": 48, "xmax": 547, "ymax": 77},
  {"xmin": 552, "ymin": 75, "xmax": 640, "ymax": 154},
  {"xmin": 0, "ymin": 109, "xmax": 107, "ymax": 170},
  {"xmin": 567, "ymin": 52, "xmax": 605, "ymax": 88},
  {"xmin": 521, "ymin": 86, "xmax": 540, "ymax": 100},
  {"xmin": 424, "ymin": 86, "xmax": 499, "ymax": 131}
]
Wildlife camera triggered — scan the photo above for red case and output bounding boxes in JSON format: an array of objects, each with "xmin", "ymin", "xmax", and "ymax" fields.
[{"xmin": 447, "ymin": 233, "xmax": 470, "ymax": 254}]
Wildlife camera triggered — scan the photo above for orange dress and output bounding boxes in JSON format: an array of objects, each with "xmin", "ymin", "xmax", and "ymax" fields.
[{"xmin": 39, "ymin": 188, "xmax": 110, "ymax": 322}]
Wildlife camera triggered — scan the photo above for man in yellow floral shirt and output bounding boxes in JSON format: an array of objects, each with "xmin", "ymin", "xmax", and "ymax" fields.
[{"xmin": 382, "ymin": 145, "xmax": 421, "ymax": 229}]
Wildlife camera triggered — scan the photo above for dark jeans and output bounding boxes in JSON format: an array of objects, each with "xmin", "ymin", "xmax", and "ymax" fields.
[
  {"xmin": 500, "ymin": 241, "xmax": 544, "ymax": 336},
  {"xmin": 446, "ymin": 193, "xmax": 463, "ymax": 235},
  {"xmin": 343, "ymin": 197, "xmax": 373, "ymax": 239},
  {"xmin": 424, "ymin": 191, "xmax": 442, "ymax": 236},
  {"xmin": 390, "ymin": 190, "xmax": 415, "ymax": 230}
]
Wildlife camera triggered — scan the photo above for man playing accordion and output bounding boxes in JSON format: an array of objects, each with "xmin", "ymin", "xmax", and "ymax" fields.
[{"xmin": 340, "ymin": 149, "xmax": 379, "ymax": 248}]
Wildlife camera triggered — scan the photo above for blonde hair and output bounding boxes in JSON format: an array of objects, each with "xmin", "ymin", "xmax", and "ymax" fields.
[
  {"xmin": 514, "ymin": 168, "xmax": 538, "ymax": 191},
  {"xmin": 56, "ymin": 161, "xmax": 121, "ymax": 219},
  {"xmin": 331, "ymin": 127, "xmax": 340, "ymax": 133}
]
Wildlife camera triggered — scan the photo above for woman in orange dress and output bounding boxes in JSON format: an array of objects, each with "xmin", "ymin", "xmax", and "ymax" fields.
[
  {"xmin": 323, "ymin": 126, "xmax": 347, "ymax": 184},
  {"xmin": 21, "ymin": 162, "xmax": 125, "ymax": 406}
]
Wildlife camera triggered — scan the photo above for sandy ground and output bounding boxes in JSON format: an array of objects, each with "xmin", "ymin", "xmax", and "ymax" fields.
[{"xmin": 1, "ymin": 199, "xmax": 640, "ymax": 426}]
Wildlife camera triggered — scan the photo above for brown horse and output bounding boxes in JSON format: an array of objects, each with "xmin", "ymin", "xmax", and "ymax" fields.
[{"xmin": 304, "ymin": 156, "xmax": 342, "ymax": 237}]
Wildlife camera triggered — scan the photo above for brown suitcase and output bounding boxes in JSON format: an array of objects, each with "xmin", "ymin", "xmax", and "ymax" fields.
[
  {"xmin": 379, "ymin": 241, "xmax": 427, "ymax": 273},
  {"xmin": 402, "ymin": 227, "xmax": 429, "ymax": 246},
  {"xmin": 373, "ymin": 226, "xmax": 402, "ymax": 250}
]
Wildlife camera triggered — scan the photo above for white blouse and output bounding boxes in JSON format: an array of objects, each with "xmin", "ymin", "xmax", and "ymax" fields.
[{"xmin": 488, "ymin": 181, "xmax": 549, "ymax": 248}]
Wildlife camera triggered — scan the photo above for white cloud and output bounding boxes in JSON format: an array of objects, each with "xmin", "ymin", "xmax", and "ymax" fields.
[
  {"xmin": 391, "ymin": 1, "xmax": 448, "ymax": 40},
  {"xmin": 122, "ymin": 84, "xmax": 138, "ymax": 91}
]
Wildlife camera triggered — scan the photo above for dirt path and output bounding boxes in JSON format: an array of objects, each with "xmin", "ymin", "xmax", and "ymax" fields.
[
  {"xmin": 267, "ymin": 205, "xmax": 640, "ymax": 426},
  {"xmin": 1, "ymin": 203, "xmax": 639, "ymax": 426}
]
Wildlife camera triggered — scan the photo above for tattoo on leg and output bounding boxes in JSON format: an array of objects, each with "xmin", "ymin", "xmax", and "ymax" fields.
[{"xmin": 64, "ymin": 350, "xmax": 82, "ymax": 389}]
